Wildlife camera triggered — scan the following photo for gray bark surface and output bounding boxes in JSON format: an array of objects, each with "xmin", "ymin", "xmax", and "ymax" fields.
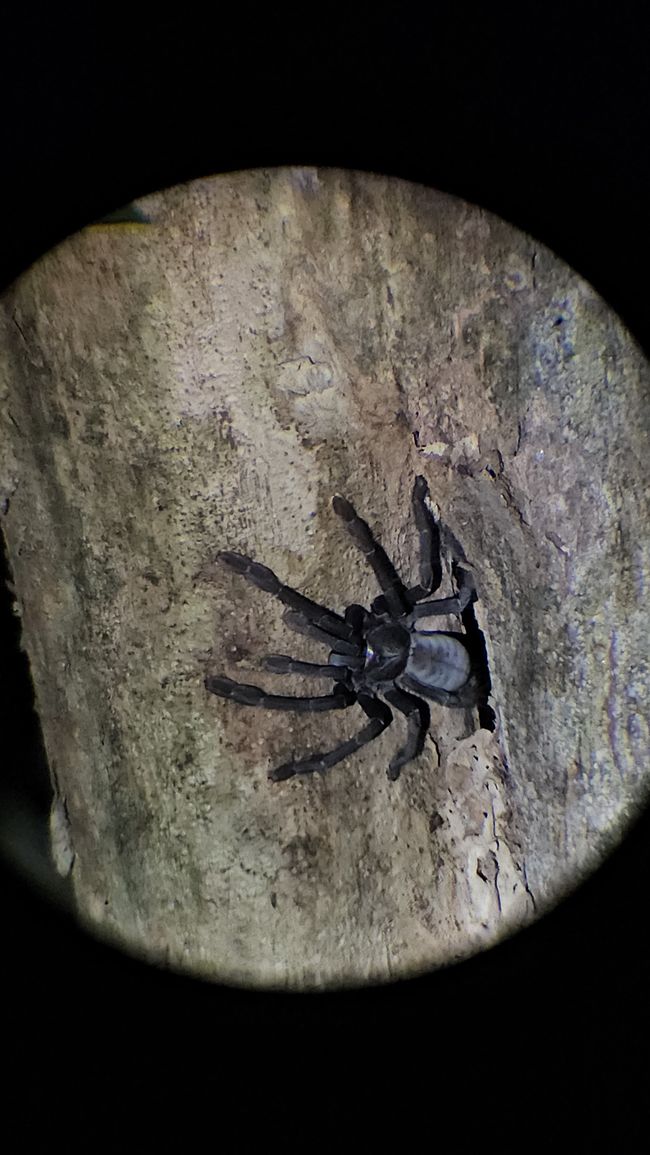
[{"xmin": 1, "ymin": 168, "xmax": 648, "ymax": 987}]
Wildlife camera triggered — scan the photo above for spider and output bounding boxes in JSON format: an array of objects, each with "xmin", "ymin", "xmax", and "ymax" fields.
[{"xmin": 205, "ymin": 475, "xmax": 490, "ymax": 782}]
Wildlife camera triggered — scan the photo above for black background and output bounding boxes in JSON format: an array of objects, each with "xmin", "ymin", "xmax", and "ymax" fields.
[{"xmin": 2, "ymin": 3, "xmax": 649, "ymax": 1141}]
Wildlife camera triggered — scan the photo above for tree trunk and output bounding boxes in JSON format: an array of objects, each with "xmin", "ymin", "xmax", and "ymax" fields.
[{"xmin": 1, "ymin": 167, "xmax": 648, "ymax": 987}]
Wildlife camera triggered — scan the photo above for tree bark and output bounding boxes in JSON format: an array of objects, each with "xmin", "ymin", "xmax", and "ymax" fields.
[{"xmin": 1, "ymin": 168, "xmax": 648, "ymax": 987}]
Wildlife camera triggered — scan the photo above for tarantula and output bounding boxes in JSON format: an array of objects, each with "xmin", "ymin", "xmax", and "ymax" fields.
[{"xmin": 206, "ymin": 476, "xmax": 490, "ymax": 781}]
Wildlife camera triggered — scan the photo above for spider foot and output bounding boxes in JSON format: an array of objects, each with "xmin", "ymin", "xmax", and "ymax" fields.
[
  {"xmin": 268, "ymin": 761, "xmax": 299, "ymax": 782},
  {"xmin": 387, "ymin": 759, "xmax": 403, "ymax": 781},
  {"xmin": 451, "ymin": 561, "xmax": 477, "ymax": 610},
  {"xmin": 413, "ymin": 474, "xmax": 429, "ymax": 500},
  {"xmin": 218, "ymin": 551, "xmax": 280, "ymax": 593},
  {"xmin": 205, "ymin": 675, "xmax": 247, "ymax": 700},
  {"xmin": 268, "ymin": 753, "xmax": 324, "ymax": 781}
]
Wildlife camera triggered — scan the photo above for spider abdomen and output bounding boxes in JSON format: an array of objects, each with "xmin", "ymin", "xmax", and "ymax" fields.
[{"xmin": 407, "ymin": 631, "xmax": 471, "ymax": 692}]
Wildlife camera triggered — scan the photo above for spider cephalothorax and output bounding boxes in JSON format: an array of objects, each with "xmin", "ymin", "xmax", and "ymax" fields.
[{"xmin": 206, "ymin": 476, "xmax": 490, "ymax": 781}]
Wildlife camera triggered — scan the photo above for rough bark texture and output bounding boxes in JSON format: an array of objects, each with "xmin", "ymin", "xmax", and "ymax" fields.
[{"xmin": 1, "ymin": 168, "xmax": 648, "ymax": 988}]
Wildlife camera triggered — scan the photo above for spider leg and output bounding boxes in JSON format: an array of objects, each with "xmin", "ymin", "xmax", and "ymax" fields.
[
  {"xmin": 406, "ymin": 563, "xmax": 476, "ymax": 619},
  {"xmin": 205, "ymin": 675, "xmax": 356, "ymax": 711},
  {"xmin": 261, "ymin": 655, "xmax": 350, "ymax": 680},
  {"xmin": 269, "ymin": 692, "xmax": 393, "ymax": 781},
  {"xmin": 407, "ymin": 474, "xmax": 443, "ymax": 601},
  {"xmin": 369, "ymin": 591, "xmax": 460, "ymax": 622},
  {"xmin": 452, "ymin": 561, "xmax": 477, "ymax": 608},
  {"xmin": 383, "ymin": 685, "xmax": 431, "ymax": 780},
  {"xmin": 366, "ymin": 480, "xmax": 473, "ymax": 618},
  {"xmin": 218, "ymin": 551, "xmax": 354, "ymax": 642},
  {"xmin": 344, "ymin": 603, "xmax": 367, "ymax": 633},
  {"xmin": 282, "ymin": 610, "xmax": 362, "ymax": 657},
  {"xmin": 332, "ymin": 495, "xmax": 411, "ymax": 618},
  {"xmin": 365, "ymin": 476, "xmax": 453, "ymax": 616}
]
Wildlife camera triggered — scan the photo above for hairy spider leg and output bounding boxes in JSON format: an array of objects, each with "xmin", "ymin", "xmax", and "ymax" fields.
[
  {"xmin": 407, "ymin": 590, "xmax": 471, "ymax": 620},
  {"xmin": 217, "ymin": 551, "xmax": 355, "ymax": 642},
  {"xmin": 371, "ymin": 474, "xmax": 445, "ymax": 614},
  {"xmin": 262, "ymin": 655, "xmax": 350, "ymax": 680},
  {"xmin": 407, "ymin": 474, "xmax": 443, "ymax": 601},
  {"xmin": 332, "ymin": 495, "xmax": 411, "ymax": 618},
  {"xmin": 281, "ymin": 610, "xmax": 362, "ymax": 659},
  {"xmin": 370, "ymin": 477, "xmax": 476, "ymax": 620},
  {"xmin": 407, "ymin": 573, "xmax": 475, "ymax": 620},
  {"xmin": 452, "ymin": 561, "xmax": 477, "ymax": 608},
  {"xmin": 205, "ymin": 675, "xmax": 356, "ymax": 711},
  {"xmin": 344, "ymin": 602, "xmax": 367, "ymax": 632},
  {"xmin": 268, "ymin": 693, "xmax": 393, "ymax": 781},
  {"xmin": 382, "ymin": 685, "xmax": 431, "ymax": 780}
]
